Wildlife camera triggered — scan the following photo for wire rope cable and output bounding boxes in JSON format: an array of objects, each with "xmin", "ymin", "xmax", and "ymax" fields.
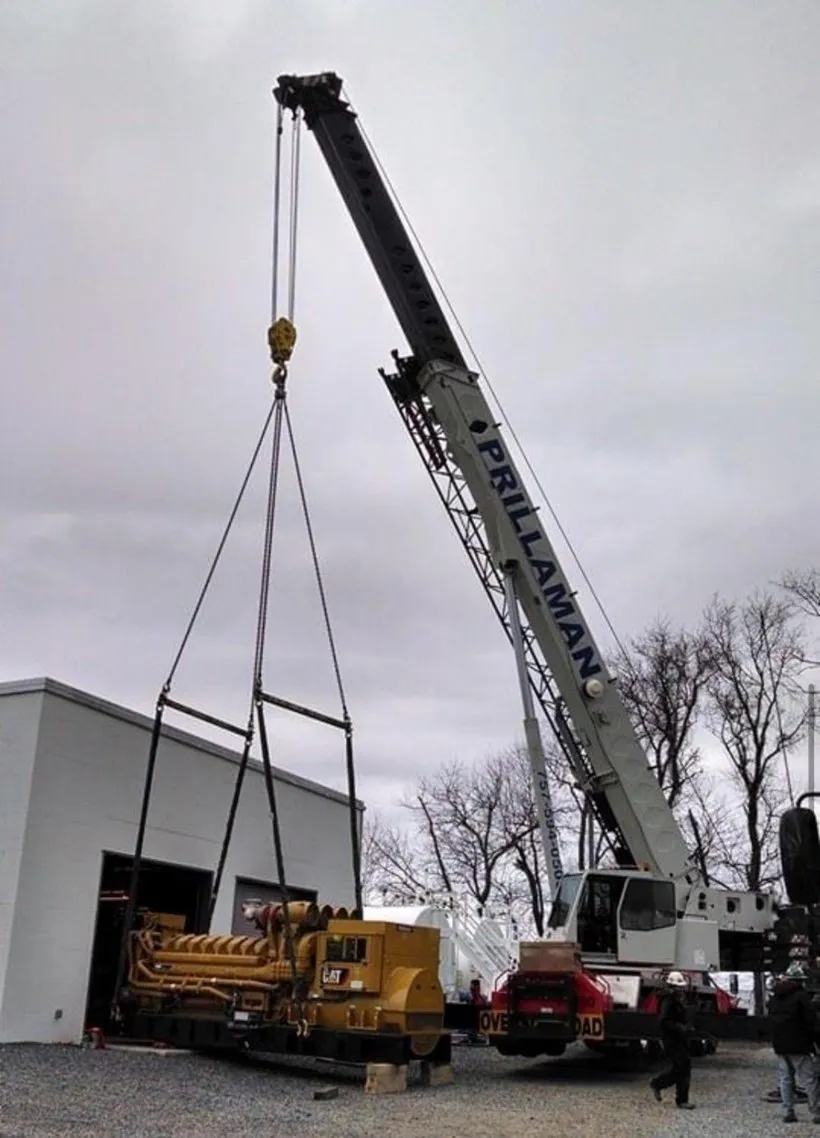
[
  {"xmin": 271, "ymin": 101, "xmax": 284, "ymax": 322},
  {"xmin": 761, "ymin": 613, "xmax": 796, "ymax": 807},
  {"xmin": 251, "ymin": 397, "xmax": 286, "ymax": 688},
  {"xmin": 287, "ymin": 109, "xmax": 302, "ymax": 322},
  {"xmin": 283, "ymin": 402, "xmax": 349, "ymax": 718},
  {"xmin": 164, "ymin": 400, "xmax": 277, "ymax": 692}
]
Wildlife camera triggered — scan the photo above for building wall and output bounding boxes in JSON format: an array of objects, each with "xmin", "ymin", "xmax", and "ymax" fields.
[
  {"xmin": 0, "ymin": 680, "xmax": 362, "ymax": 1044},
  {"xmin": 0, "ymin": 690, "xmax": 41, "ymax": 1016}
]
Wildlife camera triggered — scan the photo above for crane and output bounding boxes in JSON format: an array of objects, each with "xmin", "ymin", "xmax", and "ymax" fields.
[
  {"xmin": 273, "ymin": 71, "xmax": 778, "ymax": 1054},
  {"xmin": 112, "ymin": 72, "xmax": 805, "ymax": 1079}
]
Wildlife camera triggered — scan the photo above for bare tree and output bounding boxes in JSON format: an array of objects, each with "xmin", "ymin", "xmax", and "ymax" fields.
[
  {"xmin": 605, "ymin": 617, "xmax": 741, "ymax": 883},
  {"xmin": 779, "ymin": 568, "xmax": 820, "ymax": 622},
  {"xmin": 703, "ymin": 591, "xmax": 806, "ymax": 894},
  {"xmin": 495, "ymin": 744, "xmax": 577, "ymax": 934},
  {"xmin": 402, "ymin": 755, "xmax": 540, "ymax": 914},
  {"xmin": 490, "ymin": 748, "xmax": 545, "ymax": 932},
  {"xmin": 613, "ymin": 618, "xmax": 714, "ymax": 810},
  {"xmin": 682, "ymin": 771, "xmax": 746, "ymax": 890},
  {"xmin": 361, "ymin": 813, "xmax": 445, "ymax": 903},
  {"xmin": 362, "ymin": 742, "xmax": 582, "ymax": 930},
  {"xmin": 779, "ymin": 568, "xmax": 820, "ymax": 666},
  {"xmin": 507, "ymin": 825, "xmax": 546, "ymax": 934}
]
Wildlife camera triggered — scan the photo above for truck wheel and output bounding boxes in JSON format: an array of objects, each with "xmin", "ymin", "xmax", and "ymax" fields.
[{"xmin": 779, "ymin": 807, "xmax": 820, "ymax": 905}]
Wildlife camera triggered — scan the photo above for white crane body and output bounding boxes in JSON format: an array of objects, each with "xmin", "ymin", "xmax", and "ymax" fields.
[{"xmin": 274, "ymin": 72, "xmax": 779, "ymax": 1053}]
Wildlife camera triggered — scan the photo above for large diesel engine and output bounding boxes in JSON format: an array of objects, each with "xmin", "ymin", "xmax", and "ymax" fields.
[{"xmin": 123, "ymin": 899, "xmax": 447, "ymax": 1066}]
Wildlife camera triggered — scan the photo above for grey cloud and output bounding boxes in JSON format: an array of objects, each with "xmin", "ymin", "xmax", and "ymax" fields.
[{"xmin": 2, "ymin": 1, "xmax": 819, "ymax": 817}]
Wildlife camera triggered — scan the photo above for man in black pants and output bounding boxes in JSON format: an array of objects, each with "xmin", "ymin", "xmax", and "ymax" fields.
[{"xmin": 649, "ymin": 971, "xmax": 696, "ymax": 1110}]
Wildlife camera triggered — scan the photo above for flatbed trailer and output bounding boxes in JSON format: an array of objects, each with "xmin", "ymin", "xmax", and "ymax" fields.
[
  {"xmin": 476, "ymin": 1006, "xmax": 770, "ymax": 1048},
  {"xmin": 130, "ymin": 1011, "xmax": 452, "ymax": 1067}
]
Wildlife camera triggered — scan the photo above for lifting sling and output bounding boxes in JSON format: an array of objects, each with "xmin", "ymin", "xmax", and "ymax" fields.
[{"xmin": 112, "ymin": 101, "xmax": 362, "ymax": 1021}]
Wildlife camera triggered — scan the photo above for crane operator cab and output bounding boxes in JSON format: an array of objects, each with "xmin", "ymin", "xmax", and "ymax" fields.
[{"xmin": 545, "ymin": 869, "xmax": 679, "ymax": 966}]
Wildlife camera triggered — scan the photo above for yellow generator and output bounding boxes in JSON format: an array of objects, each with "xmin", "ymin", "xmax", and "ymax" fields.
[{"xmin": 123, "ymin": 900, "xmax": 449, "ymax": 1069}]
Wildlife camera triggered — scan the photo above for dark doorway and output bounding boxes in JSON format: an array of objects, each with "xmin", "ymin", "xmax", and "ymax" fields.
[
  {"xmin": 231, "ymin": 876, "xmax": 317, "ymax": 934},
  {"xmin": 84, "ymin": 851, "xmax": 213, "ymax": 1035}
]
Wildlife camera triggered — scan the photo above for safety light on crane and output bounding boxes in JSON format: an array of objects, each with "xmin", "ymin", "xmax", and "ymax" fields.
[{"xmin": 583, "ymin": 678, "xmax": 604, "ymax": 699}]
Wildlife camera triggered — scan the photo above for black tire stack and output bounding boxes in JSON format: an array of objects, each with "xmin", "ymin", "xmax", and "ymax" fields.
[
  {"xmin": 780, "ymin": 807, "xmax": 820, "ymax": 908},
  {"xmin": 769, "ymin": 807, "xmax": 820, "ymax": 978}
]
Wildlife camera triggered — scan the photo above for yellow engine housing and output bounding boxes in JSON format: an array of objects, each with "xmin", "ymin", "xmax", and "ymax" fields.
[
  {"xmin": 311, "ymin": 919, "xmax": 443, "ymax": 1056},
  {"xmin": 127, "ymin": 903, "xmax": 444, "ymax": 1057}
]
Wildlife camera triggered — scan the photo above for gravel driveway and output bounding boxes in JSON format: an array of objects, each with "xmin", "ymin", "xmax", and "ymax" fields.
[{"xmin": 0, "ymin": 1038, "xmax": 787, "ymax": 1138}]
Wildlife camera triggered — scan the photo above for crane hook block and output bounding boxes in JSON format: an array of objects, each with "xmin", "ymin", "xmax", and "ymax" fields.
[{"xmin": 268, "ymin": 317, "xmax": 297, "ymax": 366}]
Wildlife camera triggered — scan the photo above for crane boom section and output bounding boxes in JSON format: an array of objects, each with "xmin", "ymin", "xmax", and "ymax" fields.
[
  {"xmin": 275, "ymin": 71, "xmax": 699, "ymax": 887},
  {"xmin": 419, "ymin": 361, "xmax": 696, "ymax": 884},
  {"xmin": 274, "ymin": 73, "xmax": 464, "ymax": 371}
]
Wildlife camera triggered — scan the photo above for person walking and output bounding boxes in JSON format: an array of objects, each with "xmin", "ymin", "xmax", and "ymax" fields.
[
  {"xmin": 649, "ymin": 971, "xmax": 696, "ymax": 1110},
  {"xmin": 767, "ymin": 962, "xmax": 820, "ymax": 1124}
]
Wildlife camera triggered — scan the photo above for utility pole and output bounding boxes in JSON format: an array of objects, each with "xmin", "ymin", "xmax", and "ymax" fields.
[{"xmin": 809, "ymin": 684, "xmax": 816, "ymax": 803}]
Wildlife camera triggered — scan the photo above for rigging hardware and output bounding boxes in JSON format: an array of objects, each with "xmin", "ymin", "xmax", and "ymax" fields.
[{"xmin": 112, "ymin": 101, "xmax": 361, "ymax": 1023}]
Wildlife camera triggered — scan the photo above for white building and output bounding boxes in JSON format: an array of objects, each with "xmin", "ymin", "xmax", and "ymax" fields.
[{"xmin": 0, "ymin": 677, "xmax": 363, "ymax": 1045}]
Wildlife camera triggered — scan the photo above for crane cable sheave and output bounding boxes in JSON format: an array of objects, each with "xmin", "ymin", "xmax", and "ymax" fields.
[{"xmin": 268, "ymin": 316, "xmax": 297, "ymax": 383}]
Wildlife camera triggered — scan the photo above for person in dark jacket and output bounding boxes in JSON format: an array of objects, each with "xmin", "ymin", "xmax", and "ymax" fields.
[
  {"xmin": 649, "ymin": 971, "xmax": 696, "ymax": 1110},
  {"xmin": 767, "ymin": 962, "xmax": 820, "ymax": 1124}
]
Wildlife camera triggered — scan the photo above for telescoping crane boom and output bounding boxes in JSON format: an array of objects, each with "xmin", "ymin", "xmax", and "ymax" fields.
[
  {"xmin": 272, "ymin": 71, "xmax": 693, "ymax": 882},
  {"xmin": 274, "ymin": 72, "xmax": 776, "ymax": 1053}
]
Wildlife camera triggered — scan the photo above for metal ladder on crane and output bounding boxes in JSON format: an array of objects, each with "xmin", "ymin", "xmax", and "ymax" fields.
[
  {"xmin": 383, "ymin": 356, "xmax": 628, "ymax": 866},
  {"xmin": 423, "ymin": 892, "xmax": 518, "ymax": 991}
]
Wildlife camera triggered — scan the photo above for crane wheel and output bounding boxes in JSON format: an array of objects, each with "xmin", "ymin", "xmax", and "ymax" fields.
[{"xmin": 779, "ymin": 807, "xmax": 820, "ymax": 905}]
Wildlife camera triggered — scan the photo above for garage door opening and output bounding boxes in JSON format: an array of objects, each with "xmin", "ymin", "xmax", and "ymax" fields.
[{"xmin": 84, "ymin": 852, "xmax": 213, "ymax": 1034}]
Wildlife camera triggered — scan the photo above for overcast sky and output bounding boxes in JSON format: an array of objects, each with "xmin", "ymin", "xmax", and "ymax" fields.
[{"xmin": 1, "ymin": 1, "xmax": 819, "ymax": 818}]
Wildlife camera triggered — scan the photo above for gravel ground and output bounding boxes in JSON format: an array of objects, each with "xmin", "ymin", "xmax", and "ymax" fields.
[{"xmin": 0, "ymin": 1038, "xmax": 792, "ymax": 1138}]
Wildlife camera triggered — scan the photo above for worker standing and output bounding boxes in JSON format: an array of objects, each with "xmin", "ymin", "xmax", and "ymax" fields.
[
  {"xmin": 767, "ymin": 962, "xmax": 820, "ymax": 1124},
  {"xmin": 649, "ymin": 971, "xmax": 696, "ymax": 1110},
  {"xmin": 467, "ymin": 978, "xmax": 490, "ymax": 1046}
]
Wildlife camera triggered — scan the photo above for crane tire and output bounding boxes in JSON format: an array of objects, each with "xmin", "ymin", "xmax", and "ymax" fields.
[{"xmin": 779, "ymin": 807, "xmax": 820, "ymax": 905}]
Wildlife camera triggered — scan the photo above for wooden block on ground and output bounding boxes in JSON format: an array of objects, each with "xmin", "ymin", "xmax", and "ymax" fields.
[
  {"xmin": 420, "ymin": 1061, "xmax": 454, "ymax": 1087},
  {"xmin": 364, "ymin": 1063, "xmax": 408, "ymax": 1095},
  {"xmin": 313, "ymin": 1086, "xmax": 340, "ymax": 1101},
  {"xmin": 104, "ymin": 1044, "xmax": 192, "ymax": 1057}
]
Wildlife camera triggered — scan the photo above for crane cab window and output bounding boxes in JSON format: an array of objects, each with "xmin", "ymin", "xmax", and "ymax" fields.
[
  {"xmin": 326, "ymin": 935, "xmax": 368, "ymax": 963},
  {"xmin": 547, "ymin": 873, "xmax": 583, "ymax": 929},
  {"xmin": 619, "ymin": 878, "xmax": 676, "ymax": 932},
  {"xmin": 577, "ymin": 875, "xmax": 627, "ymax": 955}
]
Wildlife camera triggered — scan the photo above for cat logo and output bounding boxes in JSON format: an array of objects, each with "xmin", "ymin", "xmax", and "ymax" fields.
[{"xmin": 320, "ymin": 965, "xmax": 347, "ymax": 986}]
